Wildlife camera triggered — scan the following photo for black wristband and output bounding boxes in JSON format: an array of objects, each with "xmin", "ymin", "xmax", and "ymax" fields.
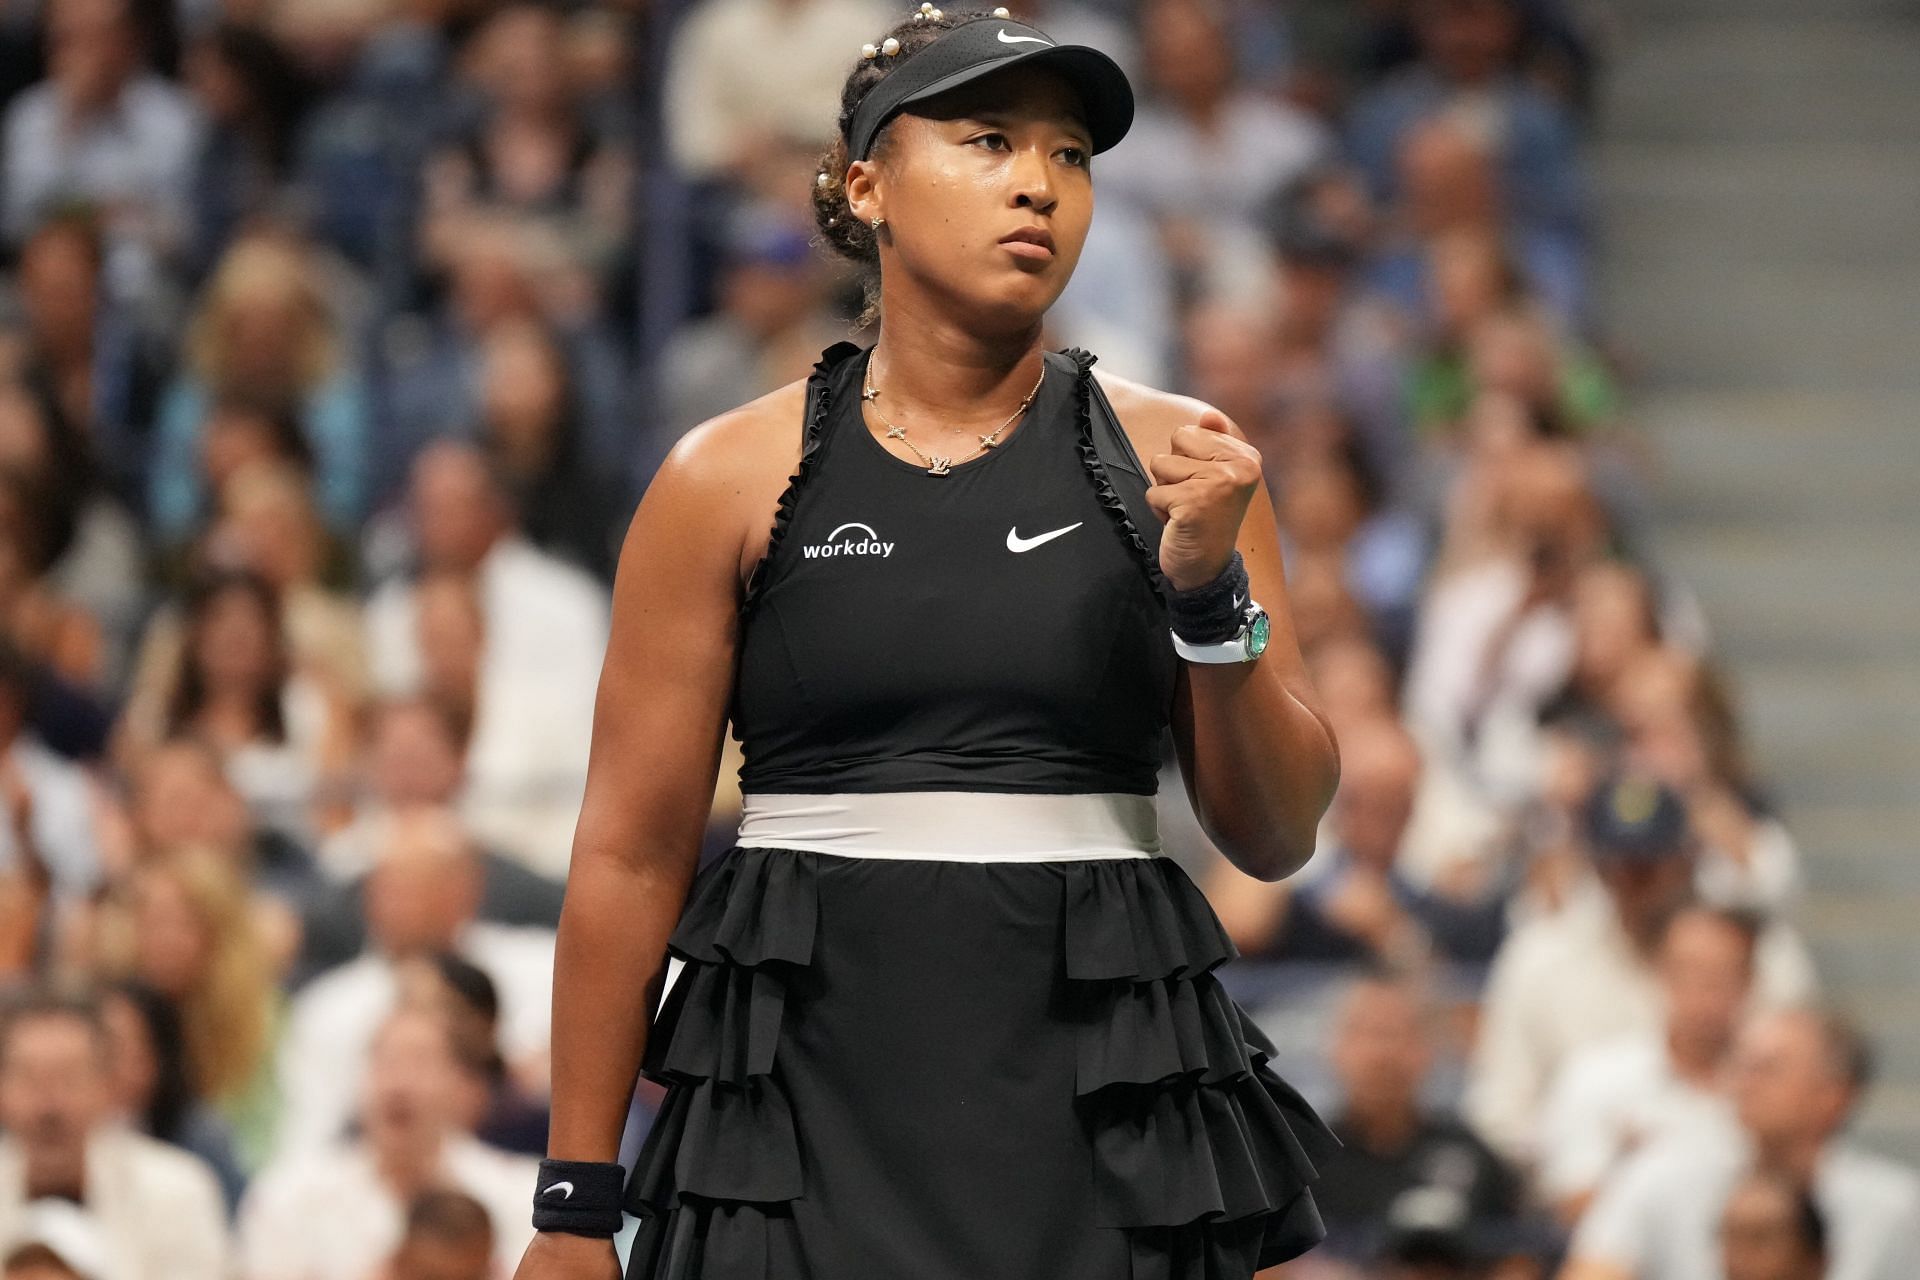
[
  {"xmin": 1165, "ymin": 551, "xmax": 1251, "ymax": 644},
  {"xmin": 531, "ymin": 1158, "xmax": 626, "ymax": 1237}
]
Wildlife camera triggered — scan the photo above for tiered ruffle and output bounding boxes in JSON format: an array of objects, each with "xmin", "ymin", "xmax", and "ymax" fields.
[
  {"xmin": 621, "ymin": 848, "xmax": 1337, "ymax": 1280},
  {"xmin": 621, "ymin": 850, "xmax": 820, "ymax": 1278},
  {"xmin": 1061, "ymin": 857, "xmax": 1340, "ymax": 1278}
]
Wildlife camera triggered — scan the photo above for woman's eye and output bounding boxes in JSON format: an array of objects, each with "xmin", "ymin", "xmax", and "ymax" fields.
[
  {"xmin": 1061, "ymin": 146, "xmax": 1089, "ymax": 168},
  {"xmin": 972, "ymin": 132, "xmax": 1008, "ymax": 150}
]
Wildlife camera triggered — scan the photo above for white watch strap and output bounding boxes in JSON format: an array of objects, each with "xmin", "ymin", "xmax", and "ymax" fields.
[{"xmin": 1170, "ymin": 627, "xmax": 1252, "ymax": 663}]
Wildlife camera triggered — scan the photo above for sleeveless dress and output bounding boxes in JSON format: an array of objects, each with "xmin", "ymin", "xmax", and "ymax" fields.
[{"xmin": 620, "ymin": 340, "xmax": 1340, "ymax": 1280}]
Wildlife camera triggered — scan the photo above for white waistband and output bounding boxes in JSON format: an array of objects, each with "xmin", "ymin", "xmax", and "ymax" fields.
[{"xmin": 735, "ymin": 791, "xmax": 1162, "ymax": 862}]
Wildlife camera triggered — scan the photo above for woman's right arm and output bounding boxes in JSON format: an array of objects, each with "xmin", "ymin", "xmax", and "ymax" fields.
[{"xmin": 515, "ymin": 417, "xmax": 756, "ymax": 1278}]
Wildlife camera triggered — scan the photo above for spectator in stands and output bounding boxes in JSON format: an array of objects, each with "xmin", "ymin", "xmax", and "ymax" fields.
[
  {"xmin": 1611, "ymin": 644, "xmax": 1803, "ymax": 913},
  {"xmin": 1536, "ymin": 901, "xmax": 1757, "ymax": 1223},
  {"xmin": 1404, "ymin": 440, "xmax": 1608, "ymax": 804},
  {"xmin": 116, "ymin": 735, "xmax": 324, "ymax": 931},
  {"xmin": 90, "ymin": 848, "xmax": 282, "ymax": 1166},
  {"xmin": 472, "ymin": 318, "xmax": 626, "ymax": 581},
  {"xmin": 147, "ymin": 234, "xmax": 371, "ymax": 544},
  {"xmin": 660, "ymin": 0, "xmax": 889, "ymax": 183},
  {"xmin": 0, "ymin": 0, "xmax": 202, "ymax": 301},
  {"xmin": 118, "ymin": 567, "xmax": 354, "ymax": 846},
  {"xmin": 660, "ymin": 202, "xmax": 850, "ymax": 446},
  {"xmin": 1719, "ymin": 1169, "xmax": 1830, "ymax": 1280},
  {"xmin": 0, "ymin": 475, "xmax": 105, "ymax": 695},
  {"xmin": 381, "ymin": 1187, "xmax": 495, "ymax": 1280},
  {"xmin": 0, "ymin": 383, "xmax": 145, "ymax": 689},
  {"xmin": 96, "ymin": 979, "xmax": 247, "ymax": 1211},
  {"xmin": 182, "ymin": 24, "xmax": 314, "ymax": 278},
  {"xmin": 1565, "ymin": 1006, "xmax": 1920, "ymax": 1280},
  {"xmin": 206, "ymin": 459, "xmax": 368, "ymax": 706},
  {"xmin": 1465, "ymin": 770, "xmax": 1816, "ymax": 1163},
  {"xmin": 1365, "ymin": 115, "xmax": 1587, "ymax": 334},
  {"xmin": 1345, "ymin": 0, "xmax": 1587, "ymax": 246},
  {"xmin": 417, "ymin": 3, "xmax": 634, "ymax": 287},
  {"xmin": 0, "ymin": 641, "xmax": 102, "ymax": 952},
  {"xmin": 301, "ymin": 696, "xmax": 565, "ymax": 976},
  {"xmin": 274, "ymin": 805, "xmax": 553, "ymax": 1155},
  {"xmin": 239, "ymin": 1002, "xmax": 537, "ymax": 1279},
  {"xmin": 362, "ymin": 443, "xmax": 601, "ymax": 875},
  {"xmin": 1208, "ymin": 717, "xmax": 1507, "ymax": 974},
  {"xmin": 1097, "ymin": 0, "xmax": 1329, "ymax": 302},
  {"xmin": 1308, "ymin": 976, "xmax": 1525, "ymax": 1270},
  {"xmin": 0, "ymin": 989, "xmax": 228, "ymax": 1279}
]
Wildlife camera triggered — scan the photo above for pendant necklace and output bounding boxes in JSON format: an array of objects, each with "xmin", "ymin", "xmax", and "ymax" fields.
[{"xmin": 862, "ymin": 353, "xmax": 1045, "ymax": 476}]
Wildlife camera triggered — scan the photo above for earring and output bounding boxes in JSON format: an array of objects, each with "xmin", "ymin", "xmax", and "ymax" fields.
[{"xmin": 871, "ymin": 215, "xmax": 885, "ymax": 231}]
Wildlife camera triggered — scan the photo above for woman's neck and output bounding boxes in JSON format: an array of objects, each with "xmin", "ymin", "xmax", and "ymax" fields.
[{"xmin": 867, "ymin": 307, "xmax": 1049, "ymax": 430}]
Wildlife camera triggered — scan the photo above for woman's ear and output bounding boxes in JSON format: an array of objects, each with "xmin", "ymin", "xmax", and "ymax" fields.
[{"xmin": 845, "ymin": 157, "xmax": 881, "ymax": 227}]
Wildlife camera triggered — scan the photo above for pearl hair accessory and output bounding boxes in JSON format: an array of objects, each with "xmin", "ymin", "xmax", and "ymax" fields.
[
  {"xmin": 862, "ymin": 34, "xmax": 903, "ymax": 56},
  {"xmin": 911, "ymin": 1, "xmax": 941, "ymax": 20},
  {"xmin": 992, "ymin": 5, "xmax": 1009, "ymax": 13}
]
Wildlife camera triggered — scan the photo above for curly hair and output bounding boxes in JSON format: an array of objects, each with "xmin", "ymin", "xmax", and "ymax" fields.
[{"xmin": 810, "ymin": 8, "xmax": 998, "ymax": 329}]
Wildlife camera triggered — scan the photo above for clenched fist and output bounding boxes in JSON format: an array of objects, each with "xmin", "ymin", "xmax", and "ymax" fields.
[{"xmin": 1145, "ymin": 408, "xmax": 1263, "ymax": 593}]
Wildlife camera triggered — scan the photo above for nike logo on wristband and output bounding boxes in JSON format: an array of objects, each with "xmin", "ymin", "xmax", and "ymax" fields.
[
  {"xmin": 541, "ymin": 1181, "xmax": 575, "ymax": 1199},
  {"xmin": 1007, "ymin": 522, "xmax": 1083, "ymax": 553}
]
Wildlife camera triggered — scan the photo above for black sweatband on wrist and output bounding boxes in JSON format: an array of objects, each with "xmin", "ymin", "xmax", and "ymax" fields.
[
  {"xmin": 1165, "ymin": 551, "xmax": 1251, "ymax": 644},
  {"xmin": 531, "ymin": 1158, "xmax": 626, "ymax": 1237}
]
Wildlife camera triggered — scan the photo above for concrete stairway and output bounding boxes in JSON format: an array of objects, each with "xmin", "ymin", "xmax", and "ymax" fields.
[{"xmin": 1592, "ymin": 2, "xmax": 1920, "ymax": 1160}]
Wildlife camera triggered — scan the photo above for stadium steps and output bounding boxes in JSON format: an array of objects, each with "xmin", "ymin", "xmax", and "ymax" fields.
[{"xmin": 1593, "ymin": 4, "xmax": 1920, "ymax": 1160}]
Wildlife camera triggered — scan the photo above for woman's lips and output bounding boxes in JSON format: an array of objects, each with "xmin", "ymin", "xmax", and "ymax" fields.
[{"xmin": 1000, "ymin": 239, "xmax": 1055, "ymax": 262}]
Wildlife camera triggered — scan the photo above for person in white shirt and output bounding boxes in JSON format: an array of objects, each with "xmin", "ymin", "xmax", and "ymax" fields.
[
  {"xmin": 239, "ymin": 1004, "xmax": 538, "ymax": 1280},
  {"xmin": 1719, "ymin": 1169, "xmax": 1830, "ymax": 1280},
  {"xmin": 275, "ymin": 805, "xmax": 555, "ymax": 1155},
  {"xmin": 0, "ymin": 648, "xmax": 101, "ymax": 914},
  {"xmin": 362, "ymin": 442, "xmax": 605, "ymax": 877},
  {"xmin": 0, "ymin": 990, "xmax": 228, "ymax": 1280},
  {"xmin": 1465, "ymin": 771, "xmax": 1816, "ymax": 1164},
  {"xmin": 1564, "ymin": 1006, "xmax": 1920, "ymax": 1280},
  {"xmin": 1536, "ymin": 901, "xmax": 1759, "ymax": 1222}
]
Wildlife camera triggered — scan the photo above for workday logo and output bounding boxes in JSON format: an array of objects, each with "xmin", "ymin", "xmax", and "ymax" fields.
[{"xmin": 802, "ymin": 521, "xmax": 895, "ymax": 559}]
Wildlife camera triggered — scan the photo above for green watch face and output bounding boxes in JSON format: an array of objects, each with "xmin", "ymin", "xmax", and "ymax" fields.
[{"xmin": 1245, "ymin": 611, "xmax": 1271, "ymax": 659}]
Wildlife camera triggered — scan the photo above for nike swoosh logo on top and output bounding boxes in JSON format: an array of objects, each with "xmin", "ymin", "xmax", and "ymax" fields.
[
  {"xmin": 996, "ymin": 28, "xmax": 1052, "ymax": 44},
  {"xmin": 541, "ymin": 1182, "xmax": 575, "ymax": 1199},
  {"xmin": 1007, "ymin": 522, "xmax": 1084, "ymax": 553}
]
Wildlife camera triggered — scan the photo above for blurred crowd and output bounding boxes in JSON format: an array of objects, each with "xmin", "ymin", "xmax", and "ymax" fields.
[{"xmin": 0, "ymin": 0, "xmax": 1910, "ymax": 1275}]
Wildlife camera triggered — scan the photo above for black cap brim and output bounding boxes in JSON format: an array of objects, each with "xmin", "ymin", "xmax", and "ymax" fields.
[{"xmin": 846, "ymin": 18, "xmax": 1134, "ymax": 161}]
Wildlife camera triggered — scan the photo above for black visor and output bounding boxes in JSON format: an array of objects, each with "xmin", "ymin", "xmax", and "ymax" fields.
[{"xmin": 844, "ymin": 16, "xmax": 1134, "ymax": 162}]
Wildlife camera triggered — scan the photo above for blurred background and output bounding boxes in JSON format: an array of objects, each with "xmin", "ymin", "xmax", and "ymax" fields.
[{"xmin": 0, "ymin": 0, "xmax": 1913, "ymax": 1275}]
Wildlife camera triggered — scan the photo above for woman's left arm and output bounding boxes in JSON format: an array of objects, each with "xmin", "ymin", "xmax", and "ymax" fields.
[{"xmin": 1136, "ymin": 395, "xmax": 1341, "ymax": 883}]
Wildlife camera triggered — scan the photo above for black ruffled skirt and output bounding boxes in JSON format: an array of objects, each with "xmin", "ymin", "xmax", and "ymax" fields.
[{"xmin": 622, "ymin": 847, "xmax": 1340, "ymax": 1280}]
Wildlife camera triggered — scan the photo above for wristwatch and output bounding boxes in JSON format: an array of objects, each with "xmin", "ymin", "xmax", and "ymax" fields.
[{"xmin": 1170, "ymin": 599, "xmax": 1270, "ymax": 664}]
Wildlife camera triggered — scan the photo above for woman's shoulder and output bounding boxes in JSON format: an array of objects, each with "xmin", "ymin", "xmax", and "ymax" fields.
[
  {"xmin": 1090, "ymin": 363, "xmax": 1236, "ymax": 457},
  {"xmin": 632, "ymin": 373, "xmax": 818, "ymax": 585}
]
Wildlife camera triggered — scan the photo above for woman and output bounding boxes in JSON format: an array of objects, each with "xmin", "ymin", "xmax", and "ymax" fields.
[
  {"xmin": 93, "ymin": 847, "xmax": 283, "ymax": 1173},
  {"xmin": 119, "ymin": 568, "xmax": 353, "ymax": 845},
  {"xmin": 99, "ymin": 978, "xmax": 251, "ymax": 1212},
  {"xmin": 518, "ymin": 9, "xmax": 1342, "ymax": 1279},
  {"xmin": 147, "ymin": 235, "xmax": 370, "ymax": 545}
]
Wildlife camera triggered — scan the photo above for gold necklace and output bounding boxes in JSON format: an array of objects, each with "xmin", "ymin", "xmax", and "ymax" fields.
[{"xmin": 861, "ymin": 353, "xmax": 1045, "ymax": 476}]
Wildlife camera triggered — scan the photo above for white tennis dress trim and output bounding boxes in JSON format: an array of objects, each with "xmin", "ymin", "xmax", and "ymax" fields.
[{"xmin": 735, "ymin": 791, "xmax": 1162, "ymax": 861}]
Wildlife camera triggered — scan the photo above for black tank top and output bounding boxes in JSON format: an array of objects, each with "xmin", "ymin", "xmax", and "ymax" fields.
[{"xmin": 729, "ymin": 340, "xmax": 1176, "ymax": 795}]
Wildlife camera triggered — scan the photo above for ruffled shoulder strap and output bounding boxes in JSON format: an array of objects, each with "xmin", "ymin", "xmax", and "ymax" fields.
[
  {"xmin": 1053, "ymin": 345, "xmax": 1169, "ymax": 600},
  {"xmin": 739, "ymin": 340, "xmax": 866, "ymax": 619}
]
